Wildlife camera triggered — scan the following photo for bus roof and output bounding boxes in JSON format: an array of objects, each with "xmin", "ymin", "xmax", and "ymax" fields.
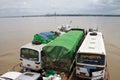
[
  {"xmin": 77, "ymin": 32, "xmax": 106, "ymax": 55},
  {"xmin": 21, "ymin": 42, "xmax": 45, "ymax": 52},
  {"xmin": 15, "ymin": 72, "xmax": 40, "ymax": 80}
]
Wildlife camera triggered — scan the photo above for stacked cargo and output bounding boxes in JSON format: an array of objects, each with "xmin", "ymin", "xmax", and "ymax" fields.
[{"xmin": 33, "ymin": 32, "xmax": 57, "ymax": 44}]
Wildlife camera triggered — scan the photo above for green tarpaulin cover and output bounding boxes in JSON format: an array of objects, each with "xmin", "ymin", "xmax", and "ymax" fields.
[
  {"xmin": 45, "ymin": 70, "xmax": 57, "ymax": 77},
  {"xmin": 42, "ymin": 29, "xmax": 84, "ymax": 71}
]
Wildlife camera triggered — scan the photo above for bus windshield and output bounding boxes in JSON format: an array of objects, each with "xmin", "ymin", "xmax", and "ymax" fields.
[
  {"xmin": 77, "ymin": 53, "xmax": 105, "ymax": 65},
  {"xmin": 20, "ymin": 48, "xmax": 39, "ymax": 61}
]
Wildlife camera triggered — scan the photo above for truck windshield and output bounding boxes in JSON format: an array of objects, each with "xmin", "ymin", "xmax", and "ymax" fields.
[
  {"xmin": 20, "ymin": 48, "xmax": 39, "ymax": 61},
  {"xmin": 77, "ymin": 53, "xmax": 105, "ymax": 65}
]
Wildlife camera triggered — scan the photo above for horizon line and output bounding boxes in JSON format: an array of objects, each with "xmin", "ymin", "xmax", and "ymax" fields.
[{"xmin": 0, "ymin": 14, "xmax": 120, "ymax": 18}]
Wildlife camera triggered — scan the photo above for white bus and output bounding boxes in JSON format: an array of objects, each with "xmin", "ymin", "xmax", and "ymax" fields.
[{"xmin": 76, "ymin": 31, "xmax": 107, "ymax": 80}]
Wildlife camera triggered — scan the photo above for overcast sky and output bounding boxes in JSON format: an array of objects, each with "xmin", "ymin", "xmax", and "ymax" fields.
[{"xmin": 0, "ymin": 0, "xmax": 120, "ymax": 16}]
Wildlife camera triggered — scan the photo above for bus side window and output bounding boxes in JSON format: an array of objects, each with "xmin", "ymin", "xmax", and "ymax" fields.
[{"xmin": 41, "ymin": 51, "xmax": 45, "ymax": 57}]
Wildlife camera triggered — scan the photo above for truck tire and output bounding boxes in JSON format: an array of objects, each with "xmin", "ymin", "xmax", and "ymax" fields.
[{"xmin": 32, "ymin": 40, "xmax": 42, "ymax": 45}]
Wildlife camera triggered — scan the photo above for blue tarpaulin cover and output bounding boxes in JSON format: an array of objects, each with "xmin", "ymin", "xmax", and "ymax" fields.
[
  {"xmin": 33, "ymin": 32, "xmax": 56, "ymax": 44},
  {"xmin": 38, "ymin": 32, "xmax": 55, "ymax": 41}
]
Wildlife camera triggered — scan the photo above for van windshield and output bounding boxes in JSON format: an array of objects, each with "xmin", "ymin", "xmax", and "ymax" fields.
[
  {"xmin": 0, "ymin": 77, "xmax": 13, "ymax": 80},
  {"xmin": 21, "ymin": 48, "xmax": 39, "ymax": 61},
  {"xmin": 77, "ymin": 53, "xmax": 105, "ymax": 65}
]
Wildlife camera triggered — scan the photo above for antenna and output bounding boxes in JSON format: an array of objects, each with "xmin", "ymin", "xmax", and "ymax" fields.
[
  {"xmin": 69, "ymin": 20, "xmax": 72, "ymax": 24},
  {"xmin": 54, "ymin": 11, "xmax": 56, "ymax": 28}
]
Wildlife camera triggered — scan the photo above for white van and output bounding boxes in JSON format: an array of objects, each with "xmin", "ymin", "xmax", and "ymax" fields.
[{"xmin": 76, "ymin": 32, "xmax": 107, "ymax": 80}]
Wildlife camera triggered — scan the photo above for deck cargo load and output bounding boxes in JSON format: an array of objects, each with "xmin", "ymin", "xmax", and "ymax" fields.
[
  {"xmin": 42, "ymin": 29, "xmax": 85, "ymax": 72},
  {"xmin": 33, "ymin": 32, "xmax": 57, "ymax": 44}
]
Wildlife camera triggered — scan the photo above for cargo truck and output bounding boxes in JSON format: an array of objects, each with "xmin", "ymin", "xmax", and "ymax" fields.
[{"xmin": 41, "ymin": 29, "xmax": 85, "ymax": 77}]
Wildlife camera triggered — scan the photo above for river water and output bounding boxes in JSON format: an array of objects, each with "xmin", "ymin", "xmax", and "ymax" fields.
[{"xmin": 0, "ymin": 16, "xmax": 120, "ymax": 79}]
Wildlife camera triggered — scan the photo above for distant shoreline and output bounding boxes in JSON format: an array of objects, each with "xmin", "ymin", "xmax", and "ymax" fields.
[
  {"xmin": 0, "ymin": 14, "xmax": 120, "ymax": 18},
  {"xmin": 45, "ymin": 14, "xmax": 120, "ymax": 17}
]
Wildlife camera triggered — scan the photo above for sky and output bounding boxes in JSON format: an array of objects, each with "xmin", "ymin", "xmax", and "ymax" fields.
[{"xmin": 0, "ymin": 0, "xmax": 120, "ymax": 17}]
